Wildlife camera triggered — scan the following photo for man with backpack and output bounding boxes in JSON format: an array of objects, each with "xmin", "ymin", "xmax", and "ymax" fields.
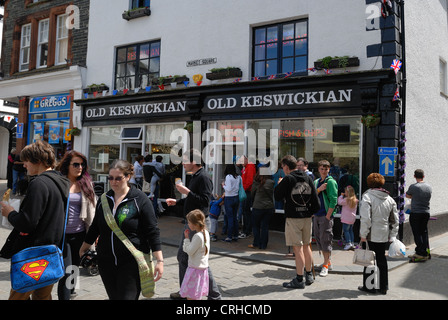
[{"xmin": 274, "ymin": 155, "xmax": 320, "ymax": 289}]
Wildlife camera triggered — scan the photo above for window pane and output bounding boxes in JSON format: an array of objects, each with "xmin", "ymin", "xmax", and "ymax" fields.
[
  {"xmin": 267, "ymin": 26, "xmax": 278, "ymax": 43},
  {"xmin": 282, "ymin": 40, "xmax": 294, "ymax": 57},
  {"xmin": 140, "ymin": 74, "xmax": 150, "ymax": 88},
  {"xmin": 266, "ymin": 42, "xmax": 277, "ymax": 59},
  {"xmin": 295, "ymin": 21, "xmax": 307, "ymax": 38},
  {"xmin": 139, "ymin": 59, "xmax": 149, "ymax": 74},
  {"xmin": 140, "ymin": 44, "xmax": 150, "ymax": 59},
  {"xmin": 57, "ymin": 38, "xmax": 68, "ymax": 64},
  {"xmin": 295, "ymin": 56, "xmax": 307, "ymax": 72},
  {"xmin": 255, "ymin": 28, "xmax": 266, "ymax": 44},
  {"xmin": 254, "ymin": 44, "xmax": 265, "ymax": 60},
  {"xmin": 38, "ymin": 43, "xmax": 48, "ymax": 66},
  {"xmin": 149, "ymin": 57, "xmax": 160, "ymax": 73},
  {"xmin": 127, "ymin": 46, "xmax": 137, "ymax": 61},
  {"xmin": 282, "ymin": 57, "xmax": 293, "ymax": 73},
  {"xmin": 266, "ymin": 59, "xmax": 277, "ymax": 75},
  {"xmin": 150, "ymin": 42, "xmax": 160, "ymax": 57},
  {"xmin": 254, "ymin": 61, "xmax": 265, "ymax": 77},
  {"xmin": 283, "ymin": 24, "xmax": 294, "ymax": 41},
  {"xmin": 116, "ymin": 78, "xmax": 126, "ymax": 90},
  {"xmin": 117, "ymin": 48, "xmax": 127, "ymax": 63},
  {"xmin": 295, "ymin": 38, "xmax": 307, "ymax": 56},
  {"xmin": 116, "ymin": 63, "xmax": 126, "ymax": 77},
  {"xmin": 126, "ymin": 61, "xmax": 136, "ymax": 76}
]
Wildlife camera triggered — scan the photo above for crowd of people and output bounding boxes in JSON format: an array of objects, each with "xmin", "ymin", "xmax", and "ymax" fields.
[{"xmin": 0, "ymin": 141, "xmax": 432, "ymax": 300}]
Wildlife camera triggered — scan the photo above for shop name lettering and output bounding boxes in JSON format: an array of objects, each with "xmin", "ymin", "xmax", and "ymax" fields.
[
  {"xmin": 206, "ymin": 89, "xmax": 353, "ymax": 109},
  {"xmin": 85, "ymin": 101, "xmax": 187, "ymax": 118}
]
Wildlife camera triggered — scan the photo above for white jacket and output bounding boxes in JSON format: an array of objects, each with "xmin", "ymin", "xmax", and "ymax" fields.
[{"xmin": 359, "ymin": 188, "xmax": 399, "ymax": 243}]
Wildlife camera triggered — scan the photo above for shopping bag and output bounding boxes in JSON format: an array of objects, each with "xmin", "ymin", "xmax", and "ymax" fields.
[
  {"xmin": 353, "ymin": 241, "xmax": 376, "ymax": 267},
  {"xmin": 238, "ymin": 177, "xmax": 247, "ymax": 202},
  {"xmin": 11, "ymin": 244, "xmax": 65, "ymax": 293},
  {"xmin": 388, "ymin": 238, "xmax": 406, "ymax": 258},
  {"xmin": 2, "ymin": 199, "xmax": 20, "ymax": 229}
]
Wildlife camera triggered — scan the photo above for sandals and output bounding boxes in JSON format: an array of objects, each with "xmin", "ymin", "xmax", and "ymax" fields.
[{"xmin": 282, "ymin": 278, "xmax": 305, "ymax": 289}]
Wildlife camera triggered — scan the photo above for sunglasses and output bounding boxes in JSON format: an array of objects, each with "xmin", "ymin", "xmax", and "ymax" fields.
[
  {"xmin": 107, "ymin": 175, "xmax": 126, "ymax": 181},
  {"xmin": 71, "ymin": 162, "xmax": 85, "ymax": 169}
]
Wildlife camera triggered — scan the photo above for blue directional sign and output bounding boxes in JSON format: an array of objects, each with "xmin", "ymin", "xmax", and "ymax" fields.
[
  {"xmin": 378, "ymin": 147, "xmax": 398, "ymax": 155},
  {"xmin": 379, "ymin": 155, "xmax": 395, "ymax": 176},
  {"xmin": 16, "ymin": 123, "xmax": 23, "ymax": 139}
]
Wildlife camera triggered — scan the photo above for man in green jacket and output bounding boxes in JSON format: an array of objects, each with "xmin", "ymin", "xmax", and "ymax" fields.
[{"xmin": 313, "ymin": 160, "xmax": 338, "ymax": 277}]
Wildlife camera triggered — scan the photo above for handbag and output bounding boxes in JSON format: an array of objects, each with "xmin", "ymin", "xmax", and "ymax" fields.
[
  {"xmin": 353, "ymin": 241, "xmax": 376, "ymax": 267},
  {"xmin": 238, "ymin": 176, "xmax": 247, "ymax": 202},
  {"xmin": 142, "ymin": 180, "xmax": 151, "ymax": 193},
  {"xmin": 100, "ymin": 193, "xmax": 155, "ymax": 298},
  {"xmin": 10, "ymin": 195, "xmax": 70, "ymax": 293}
]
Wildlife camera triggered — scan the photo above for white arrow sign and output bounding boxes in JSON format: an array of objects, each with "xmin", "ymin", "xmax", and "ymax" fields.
[{"xmin": 382, "ymin": 156, "xmax": 393, "ymax": 173}]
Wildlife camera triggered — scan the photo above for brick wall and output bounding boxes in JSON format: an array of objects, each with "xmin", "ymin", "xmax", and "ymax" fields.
[{"xmin": 1, "ymin": 0, "xmax": 89, "ymax": 79}]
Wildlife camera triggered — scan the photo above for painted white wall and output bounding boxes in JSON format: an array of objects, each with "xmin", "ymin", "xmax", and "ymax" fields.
[
  {"xmin": 85, "ymin": 0, "xmax": 381, "ymax": 88},
  {"xmin": 404, "ymin": 0, "xmax": 448, "ymax": 215}
]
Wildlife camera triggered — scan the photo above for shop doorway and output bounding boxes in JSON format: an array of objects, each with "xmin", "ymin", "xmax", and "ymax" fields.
[{"xmin": 122, "ymin": 143, "xmax": 143, "ymax": 164}]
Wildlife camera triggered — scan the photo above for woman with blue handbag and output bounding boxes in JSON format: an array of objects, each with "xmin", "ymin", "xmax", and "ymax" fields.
[{"xmin": 0, "ymin": 140, "xmax": 70, "ymax": 300}]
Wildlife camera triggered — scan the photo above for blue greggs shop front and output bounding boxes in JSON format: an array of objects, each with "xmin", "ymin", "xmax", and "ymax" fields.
[{"xmin": 27, "ymin": 93, "xmax": 72, "ymax": 159}]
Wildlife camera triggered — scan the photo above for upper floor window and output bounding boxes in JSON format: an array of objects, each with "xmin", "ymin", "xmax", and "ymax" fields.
[
  {"xmin": 115, "ymin": 40, "xmax": 161, "ymax": 90},
  {"xmin": 252, "ymin": 19, "xmax": 308, "ymax": 78},
  {"xmin": 131, "ymin": 0, "xmax": 150, "ymax": 9},
  {"xmin": 56, "ymin": 14, "xmax": 69, "ymax": 65},
  {"xmin": 16, "ymin": 11, "xmax": 70, "ymax": 73},
  {"xmin": 37, "ymin": 19, "xmax": 49, "ymax": 68},
  {"xmin": 20, "ymin": 24, "xmax": 32, "ymax": 72}
]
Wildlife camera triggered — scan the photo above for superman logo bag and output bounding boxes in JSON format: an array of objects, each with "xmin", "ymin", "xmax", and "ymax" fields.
[
  {"xmin": 10, "ymin": 244, "xmax": 64, "ymax": 293},
  {"xmin": 10, "ymin": 194, "xmax": 69, "ymax": 293}
]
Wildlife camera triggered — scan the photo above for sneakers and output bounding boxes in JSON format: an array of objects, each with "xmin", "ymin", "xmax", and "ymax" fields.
[
  {"xmin": 210, "ymin": 234, "xmax": 218, "ymax": 242},
  {"xmin": 317, "ymin": 262, "xmax": 333, "ymax": 271},
  {"xmin": 305, "ymin": 271, "xmax": 314, "ymax": 285},
  {"xmin": 344, "ymin": 243, "xmax": 354, "ymax": 250},
  {"xmin": 319, "ymin": 265, "xmax": 329, "ymax": 277}
]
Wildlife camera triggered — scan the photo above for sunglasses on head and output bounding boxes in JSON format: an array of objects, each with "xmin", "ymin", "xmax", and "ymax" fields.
[
  {"xmin": 71, "ymin": 162, "xmax": 84, "ymax": 169},
  {"xmin": 107, "ymin": 175, "xmax": 126, "ymax": 181}
]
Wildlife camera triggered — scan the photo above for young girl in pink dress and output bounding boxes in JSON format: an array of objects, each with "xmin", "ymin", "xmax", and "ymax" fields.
[
  {"xmin": 338, "ymin": 185, "xmax": 359, "ymax": 250},
  {"xmin": 179, "ymin": 209, "xmax": 210, "ymax": 300}
]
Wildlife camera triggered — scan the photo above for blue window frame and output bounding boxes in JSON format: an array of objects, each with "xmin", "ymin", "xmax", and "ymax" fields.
[
  {"xmin": 252, "ymin": 19, "xmax": 308, "ymax": 78},
  {"xmin": 131, "ymin": 0, "xmax": 150, "ymax": 9}
]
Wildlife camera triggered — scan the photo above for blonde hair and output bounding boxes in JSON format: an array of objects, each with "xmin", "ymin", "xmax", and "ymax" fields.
[
  {"xmin": 344, "ymin": 185, "xmax": 358, "ymax": 209},
  {"xmin": 186, "ymin": 209, "xmax": 208, "ymax": 255}
]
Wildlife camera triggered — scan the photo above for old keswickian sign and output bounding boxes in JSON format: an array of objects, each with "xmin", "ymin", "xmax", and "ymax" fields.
[
  {"xmin": 83, "ymin": 99, "xmax": 190, "ymax": 122},
  {"xmin": 203, "ymin": 86, "xmax": 360, "ymax": 113}
]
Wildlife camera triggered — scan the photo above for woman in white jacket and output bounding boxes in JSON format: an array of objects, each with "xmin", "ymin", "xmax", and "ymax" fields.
[{"xmin": 358, "ymin": 173, "xmax": 399, "ymax": 295}]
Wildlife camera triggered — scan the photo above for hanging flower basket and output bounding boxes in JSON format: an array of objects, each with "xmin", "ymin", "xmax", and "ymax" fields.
[
  {"xmin": 70, "ymin": 127, "xmax": 81, "ymax": 136},
  {"xmin": 206, "ymin": 67, "xmax": 242, "ymax": 80},
  {"xmin": 361, "ymin": 114, "xmax": 381, "ymax": 129},
  {"xmin": 122, "ymin": 7, "xmax": 151, "ymax": 21}
]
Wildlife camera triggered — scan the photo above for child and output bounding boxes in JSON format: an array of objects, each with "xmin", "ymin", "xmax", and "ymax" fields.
[
  {"xmin": 209, "ymin": 193, "xmax": 224, "ymax": 242},
  {"xmin": 180, "ymin": 209, "xmax": 210, "ymax": 300},
  {"xmin": 337, "ymin": 185, "xmax": 358, "ymax": 250}
]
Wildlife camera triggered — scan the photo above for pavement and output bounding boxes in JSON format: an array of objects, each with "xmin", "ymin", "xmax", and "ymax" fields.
[{"xmin": 1, "ymin": 179, "xmax": 448, "ymax": 304}]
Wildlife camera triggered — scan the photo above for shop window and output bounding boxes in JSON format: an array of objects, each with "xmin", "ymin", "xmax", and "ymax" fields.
[
  {"xmin": 252, "ymin": 19, "xmax": 308, "ymax": 78},
  {"xmin": 115, "ymin": 40, "xmax": 161, "ymax": 90},
  {"xmin": 89, "ymin": 127, "xmax": 121, "ymax": 184},
  {"xmin": 120, "ymin": 127, "xmax": 143, "ymax": 139}
]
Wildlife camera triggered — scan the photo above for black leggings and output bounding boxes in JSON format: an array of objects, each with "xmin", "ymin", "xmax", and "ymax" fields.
[
  {"xmin": 98, "ymin": 257, "xmax": 141, "ymax": 300},
  {"xmin": 362, "ymin": 241, "xmax": 388, "ymax": 291}
]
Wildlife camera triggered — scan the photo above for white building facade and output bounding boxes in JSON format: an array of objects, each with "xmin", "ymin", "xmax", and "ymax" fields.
[{"xmin": 73, "ymin": 0, "xmax": 447, "ymax": 236}]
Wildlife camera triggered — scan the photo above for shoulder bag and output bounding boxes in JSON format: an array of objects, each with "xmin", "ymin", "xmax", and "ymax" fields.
[
  {"xmin": 238, "ymin": 176, "xmax": 247, "ymax": 202},
  {"xmin": 100, "ymin": 193, "xmax": 155, "ymax": 298},
  {"xmin": 10, "ymin": 195, "xmax": 70, "ymax": 293},
  {"xmin": 353, "ymin": 241, "xmax": 376, "ymax": 267}
]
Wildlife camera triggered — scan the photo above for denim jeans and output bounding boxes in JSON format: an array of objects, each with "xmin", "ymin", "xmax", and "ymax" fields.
[
  {"xmin": 12, "ymin": 170, "xmax": 25, "ymax": 194},
  {"xmin": 342, "ymin": 223, "xmax": 354, "ymax": 243},
  {"xmin": 252, "ymin": 208, "xmax": 273, "ymax": 249},
  {"xmin": 224, "ymin": 195, "xmax": 239, "ymax": 239}
]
